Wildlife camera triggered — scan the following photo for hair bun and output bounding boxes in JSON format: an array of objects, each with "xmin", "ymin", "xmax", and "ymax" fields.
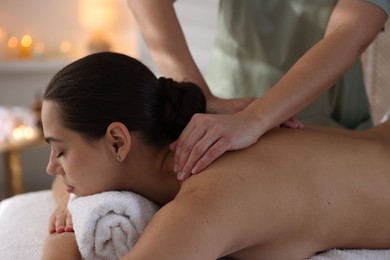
[{"xmin": 158, "ymin": 77, "xmax": 206, "ymax": 140}]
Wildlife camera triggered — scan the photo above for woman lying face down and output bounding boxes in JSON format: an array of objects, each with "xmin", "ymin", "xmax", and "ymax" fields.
[{"xmin": 41, "ymin": 52, "xmax": 390, "ymax": 260}]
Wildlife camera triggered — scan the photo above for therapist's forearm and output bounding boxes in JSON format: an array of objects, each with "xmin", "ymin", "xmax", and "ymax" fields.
[
  {"xmin": 245, "ymin": 31, "xmax": 356, "ymax": 130},
  {"xmin": 244, "ymin": 0, "xmax": 386, "ymax": 131},
  {"xmin": 128, "ymin": 0, "xmax": 212, "ymax": 98}
]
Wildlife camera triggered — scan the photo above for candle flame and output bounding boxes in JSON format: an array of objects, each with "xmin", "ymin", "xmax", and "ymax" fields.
[
  {"xmin": 12, "ymin": 126, "xmax": 36, "ymax": 141},
  {"xmin": 8, "ymin": 36, "xmax": 18, "ymax": 48},
  {"xmin": 21, "ymin": 35, "xmax": 32, "ymax": 48}
]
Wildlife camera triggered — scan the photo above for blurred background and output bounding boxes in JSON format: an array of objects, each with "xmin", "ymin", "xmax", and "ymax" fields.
[{"xmin": 0, "ymin": 0, "xmax": 218, "ymax": 199}]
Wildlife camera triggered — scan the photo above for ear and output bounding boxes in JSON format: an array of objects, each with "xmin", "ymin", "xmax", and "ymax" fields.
[{"xmin": 105, "ymin": 122, "xmax": 131, "ymax": 162}]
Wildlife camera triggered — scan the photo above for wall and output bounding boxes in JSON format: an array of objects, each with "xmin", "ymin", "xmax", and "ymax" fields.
[{"xmin": 0, "ymin": 0, "xmax": 218, "ymax": 198}]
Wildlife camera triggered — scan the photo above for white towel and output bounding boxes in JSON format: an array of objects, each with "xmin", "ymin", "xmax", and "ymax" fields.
[
  {"xmin": 311, "ymin": 249, "xmax": 390, "ymax": 260},
  {"xmin": 67, "ymin": 191, "xmax": 159, "ymax": 260}
]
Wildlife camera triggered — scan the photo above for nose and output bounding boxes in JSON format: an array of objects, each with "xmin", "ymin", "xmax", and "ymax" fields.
[{"xmin": 46, "ymin": 152, "xmax": 64, "ymax": 176}]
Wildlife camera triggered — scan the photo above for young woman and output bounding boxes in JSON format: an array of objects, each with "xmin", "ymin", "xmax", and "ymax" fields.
[{"xmin": 41, "ymin": 52, "xmax": 390, "ymax": 260}]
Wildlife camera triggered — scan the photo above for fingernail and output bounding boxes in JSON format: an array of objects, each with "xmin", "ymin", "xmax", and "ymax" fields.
[
  {"xmin": 191, "ymin": 168, "xmax": 198, "ymax": 174},
  {"xmin": 65, "ymin": 226, "xmax": 74, "ymax": 232},
  {"xmin": 177, "ymin": 172, "xmax": 185, "ymax": 181}
]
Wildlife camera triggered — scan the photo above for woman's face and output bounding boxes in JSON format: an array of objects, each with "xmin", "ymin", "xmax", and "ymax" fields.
[{"xmin": 41, "ymin": 101, "xmax": 120, "ymax": 197}]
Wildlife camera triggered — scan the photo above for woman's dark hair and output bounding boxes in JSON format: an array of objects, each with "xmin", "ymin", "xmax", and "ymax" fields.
[{"xmin": 44, "ymin": 52, "xmax": 206, "ymax": 146}]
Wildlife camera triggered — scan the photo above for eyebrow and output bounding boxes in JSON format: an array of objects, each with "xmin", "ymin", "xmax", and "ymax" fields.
[{"xmin": 44, "ymin": 137, "xmax": 64, "ymax": 144}]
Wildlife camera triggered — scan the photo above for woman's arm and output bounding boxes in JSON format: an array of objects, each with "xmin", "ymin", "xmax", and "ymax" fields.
[
  {"xmin": 128, "ymin": 0, "xmax": 209, "ymax": 97},
  {"xmin": 42, "ymin": 177, "xmax": 80, "ymax": 259},
  {"xmin": 42, "ymin": 232, "xmax": 81, "ymax": 260},
  {"xmin": 121, "ymin": 192, "xmax": 238, "ymax": 260},
  {"xmin": 173, "ymin": 0, "xmax": 388, "ymax": 178}
]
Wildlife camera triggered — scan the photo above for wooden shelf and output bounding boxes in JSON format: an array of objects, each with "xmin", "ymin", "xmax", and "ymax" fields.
[
  {"xmin": 0, "ymin": 60, "xmax": 70, "ymax": 74},
  {"xmin": 0, "ymin": 136, "xmax": 47, "ymax": 153}
]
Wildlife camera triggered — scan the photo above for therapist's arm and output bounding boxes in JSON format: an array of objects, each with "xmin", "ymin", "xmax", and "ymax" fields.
[
  {"xmin": 243, "ymin": 0, "xmax": 387, "ymax": 130},
  {"xmin": 173, "ymin": 0, "xmax": 388, "ymax": 179},
  {"xmin": 127, "ymin": 0, "xmax": 253, "ymax": 114}
]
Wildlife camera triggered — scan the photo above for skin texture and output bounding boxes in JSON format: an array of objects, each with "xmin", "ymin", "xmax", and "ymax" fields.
[
  {"xmin": 127, "ymin": 0, "xmax": 388, "ymax": 179},
  {"xmin": 41, "ymin": 101, "xmax": 390, "ymax": 260}
]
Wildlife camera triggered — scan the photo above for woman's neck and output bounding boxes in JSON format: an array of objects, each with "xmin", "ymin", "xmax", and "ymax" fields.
[
  {"xmin": 124, "ymin": 143, "xmax": 181, "ymax": 206},
  {"xmin": 156, "ymin": 150, "xmax": 182, "ymax": 205}
]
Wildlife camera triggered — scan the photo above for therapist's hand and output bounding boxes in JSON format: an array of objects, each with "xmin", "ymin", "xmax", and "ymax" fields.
[
  {"xmin": 171, "ymin": 111, "xmax": 304, "ymax": 181},
  {"xmin": 170, "ymin": 111, "xmax": 262, "ymax": 181}
]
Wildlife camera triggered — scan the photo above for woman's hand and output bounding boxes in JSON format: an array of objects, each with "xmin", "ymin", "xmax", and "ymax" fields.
[
  {"xmin": 42, "ymin": 232, "xmax": 81, "ymax": 260},
  {"xmin": 48, "ymin": 193, "xmax": 73, "ymax": 234}
]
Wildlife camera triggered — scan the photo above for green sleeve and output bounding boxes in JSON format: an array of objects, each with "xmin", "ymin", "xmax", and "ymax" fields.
[{"xmin": 364, "ymin": 0, "xmax": 390, "ymax": 15}]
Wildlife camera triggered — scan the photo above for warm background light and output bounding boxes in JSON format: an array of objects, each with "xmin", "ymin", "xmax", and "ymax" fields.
[
  {"xmin": 20, "ymin": 34, "xmax": 32, "ymax": 47},
  {"xmin": 78, "ymin": 0, "xmax": 120, "ymax": 53},
  {"xmin": 59, "ymin": 40, "xmax": 72, "ymax": 53},
  {"xmin": 20, "ymin": 34, "xmax": 32, "ymax": 58},
  {"xmin": 7, "ymin": 36, "xmax": 18, "ymax": 48},
  {"xmin": 78, "ymin": 0, "xmax": 117, "ymax": 31},
  {"xmin": 12, "ymin": 125, "xmax": 36, "ymax": 141},
  {"xmin": 6, "ymin": 36, "xmax": 18, "ymax": 59},
  {"xmin": 0, "ymin": 0, "xmax": 138, "ymax": 60}
]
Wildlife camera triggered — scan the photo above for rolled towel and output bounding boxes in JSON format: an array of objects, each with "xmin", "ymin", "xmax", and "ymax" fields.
[{"xmin": 68, "ymin": 191, "xmax": 159, "ymax": 260}]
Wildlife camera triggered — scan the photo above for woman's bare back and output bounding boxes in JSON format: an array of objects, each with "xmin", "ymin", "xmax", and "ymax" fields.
[
  {"xmin": 184, "ymin": 122, "xmax": 390, "ymax": 259},
  {"xmin": 129, "ymin": 122, "xmax": 390, "ymax": 260}
]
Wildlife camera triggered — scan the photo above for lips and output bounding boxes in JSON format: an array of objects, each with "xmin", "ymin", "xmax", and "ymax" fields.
[
  {"xmin": 66, "ymin": 186, "xmax": 74, "ymax": 193},
  {"xmin": 65, "ymin": 185, "xmax": 74, "ymax": 193},
  {"xmin": 62, "ymin": 178, "xmax": 74, "ymax": 193}
]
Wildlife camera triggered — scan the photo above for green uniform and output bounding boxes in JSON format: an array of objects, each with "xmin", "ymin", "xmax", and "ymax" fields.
[{"xmin": 205, "ymin": 0, "xmax": 389, "ymax": 128}]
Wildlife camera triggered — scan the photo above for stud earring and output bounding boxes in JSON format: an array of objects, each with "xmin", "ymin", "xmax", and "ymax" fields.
[{"xmin": 116, "ymin": 154, "xmax": 122, "ymax": 162}]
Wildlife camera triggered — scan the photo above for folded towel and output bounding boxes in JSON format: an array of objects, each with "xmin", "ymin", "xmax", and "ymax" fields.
[
  {"xmin": 311, "ymin": 249, "xmax": 390, "ymax": 260},
  {"xmin": 67, "ymin": 191, "xmax": 159, "ymax": 260}
]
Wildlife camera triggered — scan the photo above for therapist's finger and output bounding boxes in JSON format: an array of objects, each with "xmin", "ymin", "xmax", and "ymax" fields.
[
  {"xmin": 291, "ymin": 118, "xmax": 304, "ymax": 128},
  {"xmin": 178, "ymin": 129, "xmax": 223, "ymax": 180},
  {"xmin": 175, "ymin": 115, "xmax": 208, "ymax": 175},
  {"xmin": 174, "ymin": 118, "xmax": 197, "ymax": 168},
  {"xmin": 190, "ymin": 137, "xmax": 229, "ymax": 175},
  {"xmin": 169, "ymin": 140, "xmax": 178, "ymax": 152},
  {"xmin": 281, "ymin": 117, "xmax": 304, "ymax": 129}
]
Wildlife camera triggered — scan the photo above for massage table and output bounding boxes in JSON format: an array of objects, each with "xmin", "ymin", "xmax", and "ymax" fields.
[{"xmin": 1, "ymin": 190, "xmax": 390, "ymax": 260}]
